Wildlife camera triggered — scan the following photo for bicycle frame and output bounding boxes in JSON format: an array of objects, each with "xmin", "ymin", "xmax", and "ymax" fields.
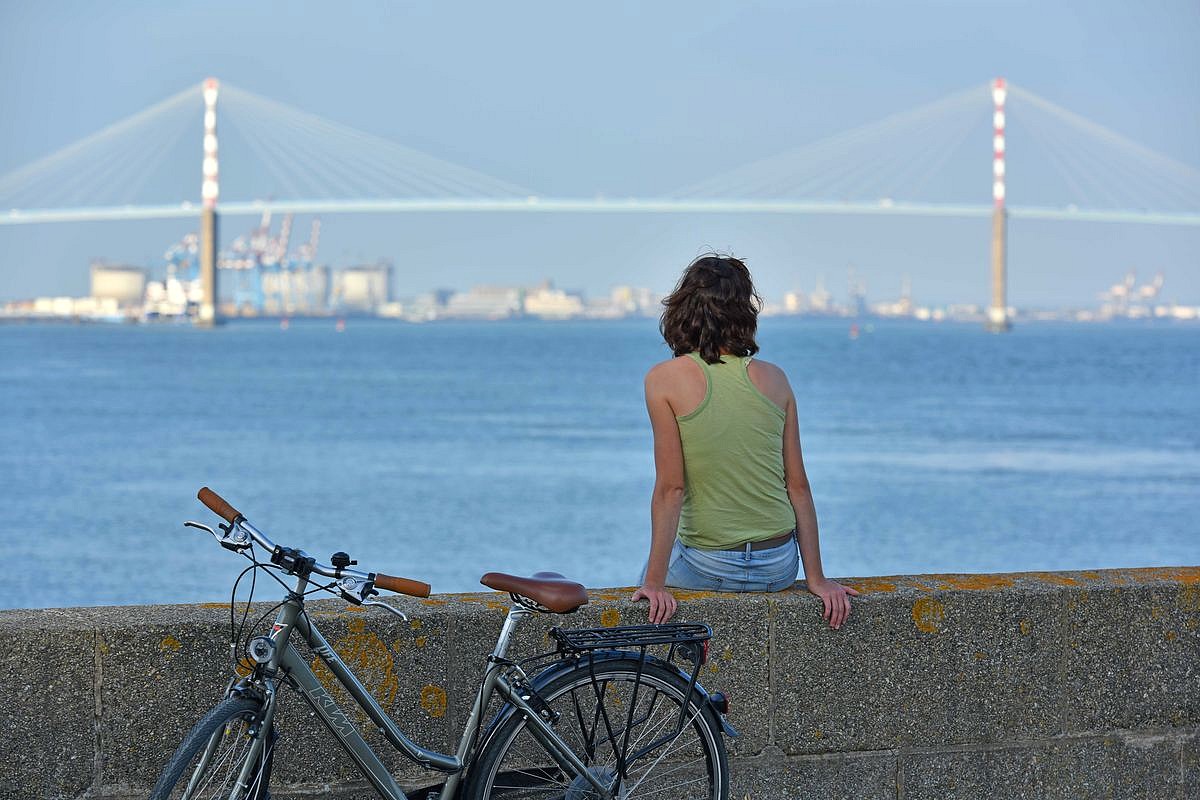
[{"xmin": 238, "ymin": 575, "xmax": 614, "ymax": 800}]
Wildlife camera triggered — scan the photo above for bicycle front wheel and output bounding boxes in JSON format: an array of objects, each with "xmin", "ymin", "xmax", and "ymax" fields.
[
  {"xmin": 468, "ymin": 657, "xmax": 729, "ymax": 799},
  {"xmin": 149, "ymin": 696, "xmax": 276, "ymax": 800}
]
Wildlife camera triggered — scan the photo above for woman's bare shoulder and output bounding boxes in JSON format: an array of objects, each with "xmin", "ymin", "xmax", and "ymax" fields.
[
  {"xmin": 645, "ymin": 357, "xmax": 705, "ymax": 410},
  {"xmin": 748, "ymin": 357, "xmax": 789, "ymax": 382},
  {"xmin": 646, "ymin": 355, "xmax": 699, "ymax": 381},
  {"xmin": 747, "ymin": 358, "xmax": 794, "ymax": 402}
]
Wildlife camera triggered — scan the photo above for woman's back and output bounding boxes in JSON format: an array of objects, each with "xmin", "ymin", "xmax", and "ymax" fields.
[{"xmin": 673, "ymin": 353, "xmax": 795, "ymax": 549}]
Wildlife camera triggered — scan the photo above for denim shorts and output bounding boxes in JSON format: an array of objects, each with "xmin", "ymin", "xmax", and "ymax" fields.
[{"xmin": 644, "ymin": 536, "xmax": 799, "ymax": 593}]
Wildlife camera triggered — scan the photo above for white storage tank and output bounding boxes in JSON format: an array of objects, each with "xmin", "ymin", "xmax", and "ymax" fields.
[
  {"xmin": 90, "ymin": 263, "xmax": 147, "ymax": 307},
  {"xmin": 333, "ymin": 263, "xmax": 392, "ymax": 312}
]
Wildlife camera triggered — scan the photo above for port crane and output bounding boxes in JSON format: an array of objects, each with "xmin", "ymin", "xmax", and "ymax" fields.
[{"xmin": 215, "ymin": 212, "xmax": 324, "ymax": 315}]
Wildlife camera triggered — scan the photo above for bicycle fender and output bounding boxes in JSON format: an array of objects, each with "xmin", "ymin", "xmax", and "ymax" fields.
[
  {"xmin": 548, "ymin": 651, "xmax": 738, "ymax": 736},
  {"xmin": 587, "ymin": 651, "xmax": 738, "ymax": 737},
  {"xmin": 601, "ymin": 651, "xmax": 739, "ymax": 739}
]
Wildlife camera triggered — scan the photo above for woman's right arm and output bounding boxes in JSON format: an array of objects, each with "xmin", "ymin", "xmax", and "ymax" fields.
[{"xmin": 632, "ymin": 363, "xmax": 682, "ymax": 624}]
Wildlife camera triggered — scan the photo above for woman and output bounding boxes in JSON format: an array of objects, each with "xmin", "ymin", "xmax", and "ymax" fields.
[{"xmin": 632, "ymin": 254, "xmax": 858, "ymax": 628}]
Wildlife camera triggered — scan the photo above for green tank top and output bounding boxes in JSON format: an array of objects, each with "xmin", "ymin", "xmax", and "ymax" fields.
[{"xmin": 675, "ymin": 352, "xmax": 796, "ymax": 550}]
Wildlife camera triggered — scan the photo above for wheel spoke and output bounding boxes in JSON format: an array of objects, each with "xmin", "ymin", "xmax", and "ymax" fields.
[
  {"xmin": 473, "ymin": 662, "xmax": 724, "ymax": 800},
  {"xmin": 629, "ymin": 773, "xmax": 716, "ymax": 798},
  {"xmin": 622, "ymin": 705, "xmax": 705, "ymax": 797},
  {"xmin": 153, "ymin": 699, "xmax": 275, "ymax": 800}
]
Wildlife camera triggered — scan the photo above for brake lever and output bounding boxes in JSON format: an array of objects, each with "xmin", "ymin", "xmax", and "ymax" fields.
[
  {"xmin": 336, "ymin": 572, "xmax": 414, "ymax": 622},
  {"xmin": 363, "ymin": 599, "xmax": 409, "ymax": 622},
  {"xmin": 184, "ymin": 520, "xmax": 219, "ymax": 538},
  {"xmin": 184, "ymin": 520, "xmax": 252, "ymax": 552}
]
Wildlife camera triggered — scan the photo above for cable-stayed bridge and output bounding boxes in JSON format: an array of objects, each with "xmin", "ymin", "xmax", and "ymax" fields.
[{"xmin": 1, "ymin": 77, "xmax": 1197, "ymax": 327}]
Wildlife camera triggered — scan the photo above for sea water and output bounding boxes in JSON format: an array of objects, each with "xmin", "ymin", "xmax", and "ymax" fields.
[{"xmin": 0, "ymin": 318, "xmax": 1196, "ymax": 609}]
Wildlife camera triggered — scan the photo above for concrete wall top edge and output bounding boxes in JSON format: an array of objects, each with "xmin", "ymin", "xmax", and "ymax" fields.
[{"xmin": 1, "ymin": 566, "xmax": 1196, "ymax": 627}]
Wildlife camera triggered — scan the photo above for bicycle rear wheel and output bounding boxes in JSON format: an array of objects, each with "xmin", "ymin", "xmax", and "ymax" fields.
[
  {"xmin": 467, "ymin": 657, "xmax": 728, "ymax": 799},
  {"xmin": 149, "ymin": 696, "xmax": 276, "ymax": 800}
]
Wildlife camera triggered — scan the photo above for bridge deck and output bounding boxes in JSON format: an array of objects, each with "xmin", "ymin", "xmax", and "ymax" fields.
[{"xmin": 2, "ymin": 198, "xmax": 1198, "ymax": 226}]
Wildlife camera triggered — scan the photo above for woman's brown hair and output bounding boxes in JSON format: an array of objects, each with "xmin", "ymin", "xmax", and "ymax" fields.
[{"xmin": 660, "ymin": 254, "xmax": 762, "ymax": 364}]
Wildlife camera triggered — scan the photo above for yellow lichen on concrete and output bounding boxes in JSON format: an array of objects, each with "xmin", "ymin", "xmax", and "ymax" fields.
[
  {"xmin": 1028, "ymin": 572, "xmax": 1080, "ymax": 587},
  {"xmin": 600, "ymin": 609, "xmax": 621, "ymax": 627},
  {"xmin": 199, "ymin": 602, "xmax": 228, "ymax": 610},
  {"xmin": 448, "ymin": 595, "xmax": 513, "ymax": 612},
  {"xmin": 1179, "ymin": 585, "xmax": 1200, "ymax": 612},
  {"xmin": 415, "ymin": 636, "xmax": 428, "ymax": 648},
  {"xmin": 410, "ymin": 618, "xmax": 423, "ymax": 629},
  {"xmin": 1167, "ymin": 567, "xmax": 1200, "ymax": 586},
  {"xmin": 159, "ymin": 635, "xmax": 182, "ymax": 653},
  {"xmin": 420, "ymin": 684, "xmax": 448, "ymax": 718},
  {"xmin": 846, "ymin": 578, "xmax": 897, "ymax": 594},
  {"xmin": 934, "ymin": 575, "xmax": 1015, "ymax": 591},
  {"xmin": 1019, "ymin": 619, "xmax": 1032, "ymax": 636},
  {"xmin": 669, "ymin": 589, "xmax": 719, "ymax": 601},
  {"xmin": 911, "ymin": 597, "xmax": 946, "ymax": 634},
  {"xmin": 310, "ymin": 618, "xmax": 399, "ymax": 709},
  {"xmin": 1124, "ymin": 566, "xmax": 1200, "ymax": 586}
]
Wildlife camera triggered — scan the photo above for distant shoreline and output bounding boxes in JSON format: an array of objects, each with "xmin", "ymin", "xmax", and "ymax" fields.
[{"xmin": 2, "ymin": 312, "xmax": 1198, "ymax": 328}]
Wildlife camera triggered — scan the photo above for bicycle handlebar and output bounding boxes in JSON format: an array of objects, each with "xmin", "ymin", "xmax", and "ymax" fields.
[
  {"xmin": 198, "ymin": 487, "xmax": 242, "ymax": 523},
  {"xmin": 196, "ymin": 487, "xmax": 431, "ymax": 598},
  {"xmin": 374, "ymin": 573, "xmax": 432, "ymax": 598}
]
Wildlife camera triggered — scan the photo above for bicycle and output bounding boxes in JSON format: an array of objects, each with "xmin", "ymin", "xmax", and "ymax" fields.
[{"xmin": 149, "ymin": 488, "xmax": 736, "ymax": 799}]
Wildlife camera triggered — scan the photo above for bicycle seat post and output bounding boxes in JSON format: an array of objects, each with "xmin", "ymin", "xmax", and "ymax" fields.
[{"xmin": 492, "ymin": 605, "xmax": 532, "ymax": 661}]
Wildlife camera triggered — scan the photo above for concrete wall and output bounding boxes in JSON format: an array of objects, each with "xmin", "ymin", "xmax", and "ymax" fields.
[{"xmin": 2, "ymin": 566, "xmax": 1197, "ymax": 800}]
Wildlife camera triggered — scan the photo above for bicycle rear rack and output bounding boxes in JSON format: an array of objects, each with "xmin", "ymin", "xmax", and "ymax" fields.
[
  {"xmin": 545, "ymin": 622, "xmax": 714, "ymax": 786},
  {"xmin": 549, "ymin": 622, "xmax": 711, "ymax": 653}
]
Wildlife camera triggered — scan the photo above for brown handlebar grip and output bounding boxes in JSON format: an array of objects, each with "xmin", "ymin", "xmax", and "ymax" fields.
[
  {"xmin": 373, "ymin": 573, "xmax": 432, "ymax": 598},
  {"xmin": 198, "ymin": 487, "xmax": 242, "ymax": 523}
]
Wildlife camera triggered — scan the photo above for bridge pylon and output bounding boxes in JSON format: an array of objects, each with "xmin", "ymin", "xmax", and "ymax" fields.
[
  {"xmin": 197, "ymin": 78, "xmax": 221, "ymax": 327},
  {"xmin": 986, "ymin": 77, "xmax": 1011, "ymax": 333}
]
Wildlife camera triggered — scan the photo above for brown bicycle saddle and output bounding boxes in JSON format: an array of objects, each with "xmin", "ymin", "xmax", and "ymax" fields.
[{"xmin": 480, "ymin": 571, "xmax": 589, "ymax": 613}]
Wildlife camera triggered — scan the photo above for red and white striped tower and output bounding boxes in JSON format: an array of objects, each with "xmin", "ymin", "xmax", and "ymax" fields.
[
  {"xmin": 201, "ymin": 78, "xmax": 220, "ymax": 210},
  {"xmin": 992, "ymin": 78, "xmax": 1006, "ymax": 210},
  {"xmin": 198, "ymin": 78, "xmax": 220, "ymax": 326},
  {"xmin": 987, "ymin": 77, "xmax": 1011, "ymax": 332}
]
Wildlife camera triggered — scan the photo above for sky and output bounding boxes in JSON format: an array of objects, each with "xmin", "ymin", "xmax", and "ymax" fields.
[{"xmin": 1, "ymin": 0, "xmax": 1198, "ymax": 307}]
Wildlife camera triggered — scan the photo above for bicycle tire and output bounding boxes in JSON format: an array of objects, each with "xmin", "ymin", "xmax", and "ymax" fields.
[
  {"xmin": 149, "ymin": 696, "xmax": 277, "ymax": 800},
  {"xmin": 466, "ymin": 657, "xmax": 729, "ymax": 799}
]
